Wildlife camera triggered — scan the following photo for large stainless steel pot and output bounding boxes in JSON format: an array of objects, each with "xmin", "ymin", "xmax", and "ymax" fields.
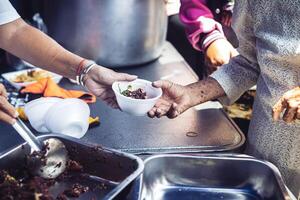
[{"xmin": 42, "ymin": 0, "xmax": 168, "ymax": 68}]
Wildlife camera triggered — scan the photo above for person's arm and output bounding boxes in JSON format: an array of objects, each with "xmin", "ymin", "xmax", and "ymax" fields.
[
  {"xmin": 180, "ymin": 0, "xmax": 224, "ymax": 51},
  {"xmin": 0, "ymin": 18, "xmax": 137, "ymax": 115},
  {"xmin": 210, "ymin": 0, "xmax": 259, "ymax": 105},
  {"xmin": 0, "ymin": 18, "xmax": 83, "ymax": 80},
  {"xmin": 148, "ymin": 0, "xmax": 259, "ymax": 118},
  {"xmin": 148, "ymin": 78, "xmax": 225, "ymax": 118},
  {"xmin": 179, "ymin": 0, "xmax": 238, "ymax": 72}
]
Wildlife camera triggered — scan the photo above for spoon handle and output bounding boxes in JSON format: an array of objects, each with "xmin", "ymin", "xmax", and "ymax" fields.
[{"xmin": 12, "ymin": 118, "xmax": 43, "ymax": 151}]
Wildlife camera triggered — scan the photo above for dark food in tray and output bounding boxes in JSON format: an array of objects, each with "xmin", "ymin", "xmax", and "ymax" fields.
[
  {"xmin": 0, "ymin": 160, "xmax": 88, "ymax": 199},
  {"xmin": 121, "ymin": 85, "xmax": 147, "ymax": 99},
  {"xmin": 0, "ymin": 135, "xmax": 142, "ymax": 200}
]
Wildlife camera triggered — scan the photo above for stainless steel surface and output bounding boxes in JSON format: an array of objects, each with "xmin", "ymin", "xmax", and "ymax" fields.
[
  {"xmin": 12, "ymin": 118, "xmax": 43, "ymax": 151},
  {"xmin": 133, "ymin": 154, "xmax": 294, "ymax": 200},
  {"xmin": 5, "ymin": 13, "xmax": 46, "ymax": 70},
  {"xmin": 0, "ymin": 134, "xmax": 144, "ymax": 200},
  {"xmin": 30, "ymin": 138, "xmax": 68, "ymax": 179},
  {"xmin": 42, "ymin": 0, "xmax": 168, "ymax": 67},
  {"xmin": 12, "ymin": 119, "xmax": 67, "ymax": 179}
]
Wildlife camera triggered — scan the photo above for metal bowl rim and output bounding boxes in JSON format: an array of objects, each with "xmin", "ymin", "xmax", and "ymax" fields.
[{"xmin": 142, "ymin": 154, "xmax": 293, "ymax": 200}]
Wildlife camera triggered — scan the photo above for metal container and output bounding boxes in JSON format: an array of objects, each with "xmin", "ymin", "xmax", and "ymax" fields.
[
  {"xmin": 131, "ymin": 154, "xmax": 295, "ymax": 200},
  {"xmin": 41, "ymin": 0, "xmax": 168, "ymax": 67},
  {"xmin": 0, "ymin": 134, "xmax": 144, "ymax": 200}
]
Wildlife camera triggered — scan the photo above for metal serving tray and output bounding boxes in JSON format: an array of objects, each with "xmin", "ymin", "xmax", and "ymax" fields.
[
  {"xmin": 0, "ymin": 134, "xmax": 144, "ymax": 200},
  {"xmin": 132, "ymin": 154, "xmax": 294, "ymax": 200}
]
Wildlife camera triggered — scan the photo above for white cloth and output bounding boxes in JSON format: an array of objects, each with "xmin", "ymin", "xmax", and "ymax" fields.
[
  {"xmin": 211, "ymin": 0, "xmax": 300, "ymax": 196},
  {"xmin": 0, "ymin": 0, "xmax": 20, "ymax": 25}
]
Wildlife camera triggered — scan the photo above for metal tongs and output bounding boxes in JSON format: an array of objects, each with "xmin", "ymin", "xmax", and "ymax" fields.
[{"xmin": 12, "ymin": 117, "xmax": 68, "ymax": 179}]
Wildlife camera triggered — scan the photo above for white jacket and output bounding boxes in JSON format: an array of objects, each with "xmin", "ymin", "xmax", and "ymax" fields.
[{"xmin": 0, "ymin": 0, "xmax": 20, "ymax": 25}]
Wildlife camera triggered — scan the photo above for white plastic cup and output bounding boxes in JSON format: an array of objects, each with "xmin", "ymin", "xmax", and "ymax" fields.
[
  {"xmin": 45, "ymin": 98, "xmax": 90, "ymax": 138},
  {"xmin": 24, "ymin": 97, "xmax": 62, "ymax": 132}
]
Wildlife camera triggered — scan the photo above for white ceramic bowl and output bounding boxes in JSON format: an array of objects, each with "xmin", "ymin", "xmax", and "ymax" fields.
[
  {"xmin": 45, "ymin": 98, "xmax": 90, "ymax": 138},
  {"xmin": 112, "ymin": 79, "xmax": 162, "ymax": 116},
  {"xmin": 24, "ymin": 97, "xmax": 62, "ymax": 132}
]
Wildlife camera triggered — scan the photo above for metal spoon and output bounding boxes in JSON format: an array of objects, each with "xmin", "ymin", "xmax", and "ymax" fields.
[{"xmin": 12, "ymin": 117, "xmax": 68, "ymax": 179}]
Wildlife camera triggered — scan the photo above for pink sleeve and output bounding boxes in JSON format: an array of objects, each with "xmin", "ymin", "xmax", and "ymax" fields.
[{"xmin": 179, "ymin": 0, "xmax": 225, "ymax": 51}]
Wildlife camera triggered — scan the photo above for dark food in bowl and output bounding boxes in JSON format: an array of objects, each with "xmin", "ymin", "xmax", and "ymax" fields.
[{"xmin": 120, "ymin": 85, "xmax": 147, "ymax": 99}]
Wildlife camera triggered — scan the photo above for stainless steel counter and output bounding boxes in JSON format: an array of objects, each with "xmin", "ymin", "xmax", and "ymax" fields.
[{"xmin": 0, "ymin": 42, "xmax": 245, "ymax": 155}]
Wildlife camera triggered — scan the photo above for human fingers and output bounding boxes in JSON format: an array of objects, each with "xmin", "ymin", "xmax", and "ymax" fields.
[
  {"xmin": 154, "ymin": 98, "xmax": 171, "ymax": 108},
  {"xmin": 89, "ymin": 66, "xmax": 137, "ymax": 87},
  {"xmin": 156, "ymin": 102, "xmax": 172, "ymax": 118},
  {"xmin": 167, "ymin": 103, "xmax": 185, "ymax": 119},
  {"xmin": 207, "ymin": 64, "xmax": 219, "ymax": 74},
  {"xmin": 295, "ymin": 105, "xmax": 300, "ymax": 120},
  {"xmin": 282, "ymin": 99, "xmax": 299, "ymax": 123},
  {"xmin": 116, "ymin": 72, "xmax": 138, "ymax": 82},
  {"xmin": 272, "ymin": 98, "xmax": 286, "ymax": 121},
  {"xmin": 206, "ymin": 53, "xmax": 226, "ymax": 67},
  {"xmin": 204, "ymin": 57, "xmax": 217, "ymax": 74},
  {"xmin": 221, "ymin": 14, "xmax": 229, "ymax": 26},
  {"xmin": 225, "ymin": 15, "xmax": 230, "ymax": 26},
  {"xmin": 230, "ymin": 48, "xmax": 239, "ymax": 57},
  {"xmin": 297, "ymin": 105, "xmax": 300, "ymax": 119},
  {"xmin": 97, "ymin": 90, "xmax": 115, "ymax": 101},
  {"xmin": 282, "ymin": 87, "xmax": 300, "ymax": 99},
  {"xmin": 0, "ymin": 96, "xmax": 18, "ymax": 124},
  {"xmin": 226, "ymin": 13, "xmax": 232, "ymax": 26},
  {"xmin": 103, "ymin": 97, "xmax": 119, "ymax": 109},
  {"xmin": 148, "ymin": 108, "xmax": 156, "ymax": 118},
  {"xmin": 108, "ymin": 100, "xmax": 119, "ymax": 109},
  {"xmin": 148, "ymin": 98, "xmax": 167, "ymax": 117},
  {"xmin": 0, "ymin": 96, "xmax": 17, "ymax": 118},
  {"xmin": 0, "ymin": 110, "xmax": 16, "ymax": 124},
  {"xmin": 0, "ymin": 84, "xmax": 7, "ymax": 98},
  {"xmin": 152, "ymin": 80, "xmax": 174, "ymax": 90},
  {"xmin": 110, "ymin": 103, "xmax": 119, "ymax": 109}
]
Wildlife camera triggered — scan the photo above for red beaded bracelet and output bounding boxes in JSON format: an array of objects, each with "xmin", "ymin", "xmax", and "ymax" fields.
[
  {"xmin": 75, "ymin": 59, "xmax": 96, "ymax": 85},
  {"xmin": 76, "ymin": 59, "xmax": 86, "ymax": 76}
]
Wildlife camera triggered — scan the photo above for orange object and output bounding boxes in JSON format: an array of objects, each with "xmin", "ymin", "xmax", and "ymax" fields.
[
  {"xmin": 16, "ymin": 107, "xmax": 28, "ymax": 121},
  {"xmin": 21, "ymin": 77, "xmax": 96, "ymax": 103},
  {"xmin": 88, "ymin": 116, "xmax": 100, "ymax": 128}
]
